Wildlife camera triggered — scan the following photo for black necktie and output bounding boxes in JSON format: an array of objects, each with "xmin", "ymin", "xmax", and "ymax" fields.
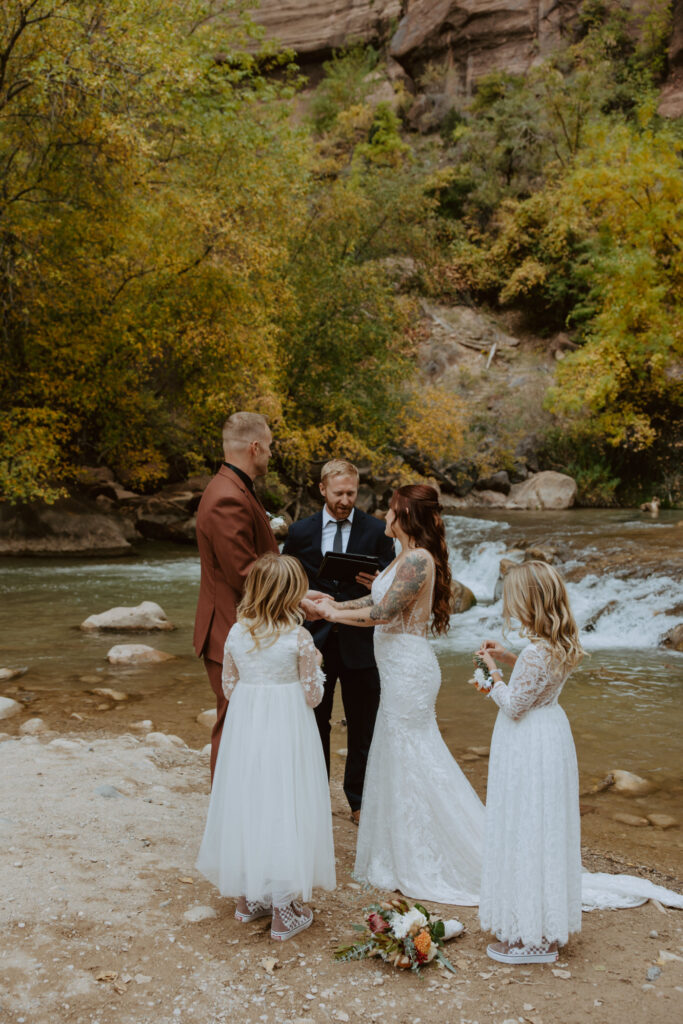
[{"xmin": 333, "ymin": 520, "xmax": 344, "ymax": 553}]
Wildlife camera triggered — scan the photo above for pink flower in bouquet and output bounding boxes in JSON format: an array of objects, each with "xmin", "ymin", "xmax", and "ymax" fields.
[{"xmin": 367, "ymin": 912, "xmax": 390, "ymax": 934}]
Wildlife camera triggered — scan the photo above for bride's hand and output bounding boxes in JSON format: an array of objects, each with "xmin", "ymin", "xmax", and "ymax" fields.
[{"xmin": 317, "ymin": 598, "xmax": 338, "ymax": 621}]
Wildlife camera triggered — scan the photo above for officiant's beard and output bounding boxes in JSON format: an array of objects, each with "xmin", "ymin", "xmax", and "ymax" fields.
[{"xmin": 320, "ymin": 474, "xmax": 358, "ymax": 521}]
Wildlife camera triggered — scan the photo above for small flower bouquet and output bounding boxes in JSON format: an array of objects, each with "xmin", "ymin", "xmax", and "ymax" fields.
[
  {"xmin": 334, "ymin": 899, "xmax": 463, "ymax": 973},
  {"xmin": 471, "ymin": 654, "xmax": 493, "ymax": 692}
]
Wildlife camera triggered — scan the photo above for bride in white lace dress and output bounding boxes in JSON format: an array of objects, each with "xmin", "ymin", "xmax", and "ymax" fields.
[
  {"xmin": 319, "ymin": 485, "xmax": 483, "ymax": 904},
  {"xmin": 317, "ymin": 486, "xmax": 683, "ymax": 923}
]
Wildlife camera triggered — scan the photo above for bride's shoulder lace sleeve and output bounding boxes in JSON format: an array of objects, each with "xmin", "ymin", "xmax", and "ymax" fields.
[
  {"xmin": 370, "ymin": 549, "xmax": 431, "ymax": 622},
  {"xmin": 297, "ymin": 628, "xmax": 325, "ymax": 708},
  {"xmin": 489, "ymin": 643, "xmax": 548, "ymax": 720},
  {"xmin": 221, "ymin": 626, "xmax": 240, "ymax": 699}
]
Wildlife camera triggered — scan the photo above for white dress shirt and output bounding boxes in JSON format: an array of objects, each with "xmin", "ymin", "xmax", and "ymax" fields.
[{"xmin": 321, "ymin": 506, "xmax": 355, "ymax": 555}]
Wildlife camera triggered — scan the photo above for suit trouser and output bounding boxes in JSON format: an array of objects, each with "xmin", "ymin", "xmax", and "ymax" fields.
[
  {"xmin": 315, "ymin": 629, "xmax": 380, "ymax": 812},
  {"xmin": 203, "ymin": 656, "xmax": 226, "ymax": 785}
]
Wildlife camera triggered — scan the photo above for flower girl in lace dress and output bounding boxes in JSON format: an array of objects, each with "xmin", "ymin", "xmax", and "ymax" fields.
[
  {"xmin": 476, "ymin": 561, "xmax": 584, "ymax": 965},
  {"xmin": 196, "ymin": 554, "xmax": 336, "ymax": 941}
]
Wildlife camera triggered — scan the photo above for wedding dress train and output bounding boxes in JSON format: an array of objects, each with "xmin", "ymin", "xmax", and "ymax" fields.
[{"xmin": 354, "ymin": 558, "xmax": 683, "ymax": 915}]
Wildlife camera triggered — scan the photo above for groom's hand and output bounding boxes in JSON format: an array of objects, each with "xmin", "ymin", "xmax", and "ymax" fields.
[{"xmin": 356, "ymin": 570, "xmax": 378, "ymax": 590}]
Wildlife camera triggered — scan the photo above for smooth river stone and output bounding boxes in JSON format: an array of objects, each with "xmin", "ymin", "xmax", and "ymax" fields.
[
  {"xmin": 608, "ymin": 769, "xmax": 655, "ymax": 797},
  {"xmin": 19, "ymin": 717, "xmax": 47, "ymax": 736},
  {"xmin": 81, "ymin": 601, "xmax": 175, "ymax": 632},
  {"xmin": 91, "ymin": 687, "xmax": 128, "ymax": 702},
  {"xmin": 0, "ymin": 667, "xmax": 28, "ymax": 683},
  {"xmin": 144, "ymin": 732, "xmax": 186, "ymax": 749},
  {"xmin": 647, "ymin": 814, "xmax": 679, "ymax": 830},
  {"xmin": 196, "ymin": 709, "xmax": 217, "ymax": 728},
  {"xmin": 614, "ymin": 813, "xmax": 650, "ymax": 828},
  {"xmin": 0, "ymin": 697, "xmax": 22, "ymax": 721},
  {"xmin": 106, "ymin": 644, "xmax": 175, "ymax": 666}
]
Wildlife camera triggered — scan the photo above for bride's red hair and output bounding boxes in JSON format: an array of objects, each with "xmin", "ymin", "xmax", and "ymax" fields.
[{"xmin": 390, "ymin": 485, "xmax": 452, "ymax": 635}]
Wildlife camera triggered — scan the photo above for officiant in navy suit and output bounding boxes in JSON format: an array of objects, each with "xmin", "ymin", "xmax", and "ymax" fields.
[{"xmin": 283, "ymin": 459, "xmax": 395, "ymax": 822}]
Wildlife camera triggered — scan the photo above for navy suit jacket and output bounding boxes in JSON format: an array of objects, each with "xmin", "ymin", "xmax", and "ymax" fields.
[{"xmin": 283, "ymin": 508, "xmax": 395, "ymax": 670}]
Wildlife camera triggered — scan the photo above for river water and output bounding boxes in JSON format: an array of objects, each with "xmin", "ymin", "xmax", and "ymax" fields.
[{"xmin": 1, "ymin": 509, "xmax": 682, "ymax": 803}]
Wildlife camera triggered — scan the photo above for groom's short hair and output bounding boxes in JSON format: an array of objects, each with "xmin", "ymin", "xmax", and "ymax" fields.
[
  {"xmin": 320, "ymin": 459, "xmax": 359, "ymax": 483},
  {"xmin": 222, "ymin": 412, "xmax": 269, "ymax": 446}
]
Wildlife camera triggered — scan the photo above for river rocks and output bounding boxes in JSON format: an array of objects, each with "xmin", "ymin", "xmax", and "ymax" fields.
[
  {"xmin": 451, "ymin": 579, "xmax": 476, "ymax": 613},
  {"xmin": 585, "ymin": 601, "xmax": 618, "ymax": 632},
  {"xmin": 47, "ymin": 738, "xmax": 84, "ymax": 753},
  {"xmin": 0, "ymin": 697, "xmax": 22, "ymax": 721},
  {"xmin": 130, "ymin": 720, "xmax": 154, "ymax": 733},
  {"xmin": 196, "ymin": 710, "xmax": 217, "ymax": 728},
  {"xmin": 82, "ymin": 602, "xmax": 175, "ymax": 632},
  {"xmin": 0, "ymin": 501, "xmax": 132, "ymax": 557},
  {"xmin": 473, "ymin": 489, "xmax": 508, "ymax": 508},
  {"xmin": 613, "ymin": 812, "xmax": 650, "ymax": 828},
  {"xmin": 507, "ymin": 471, "xmax": 577, "ymax": 510},
  {"xmin": 19, "ymin": 718, "xmax": 47, "ymax": 736},
  {"xmin": 606, "ymin": 769, "xmax": 655, "ymax": 797},
  {"xmin": 474, "ymin": 471, "xmax": 511, "ymax": 495},
  {"xmin": 135, "ymin": 499, "xmax": 197, "ymax": 544},
  {"xmin": 647, "ymin": 814, "xmax": 679, "ymax": 830},
  {"xmin": 144, "ymin": 732, "xmax": 186, "ymax": 749},
  {"xmin": 106, "ymin": 645, "xmax": 175, "ymax": 666},
  {"xmin": 0, "ymin": 667, "xmax": 28, "ymax": 683},
  {"xmin": 659, "ymin": 623, "xmax": 683, "ymax": 651},
  {"xmin": 91, "ymin": 687, "xmax": 128, "ymax": 702}
]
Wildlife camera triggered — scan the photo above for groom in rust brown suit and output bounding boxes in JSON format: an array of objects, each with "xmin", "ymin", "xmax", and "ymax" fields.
[{"xmin": 193, "ymin": 412, "xmax": 279, "ymax": 781}]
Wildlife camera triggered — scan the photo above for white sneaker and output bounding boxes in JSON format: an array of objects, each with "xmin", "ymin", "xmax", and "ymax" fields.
[
  {"xmin": 271, "ymin": 901, "xmax": 313, "ymax": 941},
  {"xmin": 234, "ymin": 898, "xmax": 272, "ymax": 923},
  {"xmin": 487, "ymin": 941, "xmax": 558, "ymax": 964}
]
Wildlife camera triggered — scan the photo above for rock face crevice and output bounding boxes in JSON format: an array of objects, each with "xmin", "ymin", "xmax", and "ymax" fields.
[
  {"xmin": 388, "ymin": 1, "xmax": 582, "ymax": 92},
  {"xmin": 251, "ymin": 0, "xmax": 403, "ymax": 58}
]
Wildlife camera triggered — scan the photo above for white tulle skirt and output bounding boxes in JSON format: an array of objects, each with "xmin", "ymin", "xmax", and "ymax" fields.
[
  {"xmin": 196, "ymin": 682, "xmax": 336, "ymax": 902},
  {"xmin": 479, "ymin": 704, "xmax": 582, "ymax": 946}
]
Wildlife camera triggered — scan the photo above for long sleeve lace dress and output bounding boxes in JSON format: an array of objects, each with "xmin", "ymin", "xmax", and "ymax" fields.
[
  {"xmin": 478, "ymin": 642, "xmax": 582, "ymax": 947},
  {"xmin": 196, "ymin": 623, "xmax": 336, "ymax": 904}
]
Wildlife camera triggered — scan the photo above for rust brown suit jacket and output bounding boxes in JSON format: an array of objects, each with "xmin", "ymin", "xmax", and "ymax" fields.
[{"xmin": 193, "ymin": 465, "xmax": 279, "ymax": 663}]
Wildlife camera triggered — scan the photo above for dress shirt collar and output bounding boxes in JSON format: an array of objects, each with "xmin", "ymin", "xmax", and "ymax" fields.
[
  {"xmin": 223, "ymin": 462, "xmax": 254, "ymax": 493},
  {"xmin": 322, "ymin": 506, "xmax": 355, "ymax": 529}
]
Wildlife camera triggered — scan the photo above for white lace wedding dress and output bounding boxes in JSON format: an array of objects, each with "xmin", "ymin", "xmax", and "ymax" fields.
[
  {"xmin": 196, "ymin": 623, "xmax": 336, "ymax": 904},
  {"xmin": 355, "ymin": 557, "xmax": 683, "ymax": 918},
  {"xmin": 355, "ymin": 554, "xmax": 483, "ymax": 904}
]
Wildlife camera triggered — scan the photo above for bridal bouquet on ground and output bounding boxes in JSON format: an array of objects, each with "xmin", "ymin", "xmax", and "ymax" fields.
[{"xmin": 334, "ymin": 899, "xmax": 463, "ymax": 973}]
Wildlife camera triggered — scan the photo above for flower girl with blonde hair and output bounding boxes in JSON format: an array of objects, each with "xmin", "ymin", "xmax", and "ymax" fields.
[
  {"xmin": 196, "ymin": 554, "xmax": 335, "ymax": 941},
  {"xmin": 476, "ymin": 560, "xmax": 584, "ymax": 965}
]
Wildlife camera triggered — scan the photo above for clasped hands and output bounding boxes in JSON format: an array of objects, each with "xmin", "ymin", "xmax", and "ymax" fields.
[{"xmin": 300, "ymin": 570, "xmax": 378, "ymax": 622}]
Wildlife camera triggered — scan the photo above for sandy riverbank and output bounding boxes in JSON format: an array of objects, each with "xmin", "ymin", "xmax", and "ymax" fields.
[{"xmin": 1, "ymin": 703, "xmax": 682, "ymax": 1024}]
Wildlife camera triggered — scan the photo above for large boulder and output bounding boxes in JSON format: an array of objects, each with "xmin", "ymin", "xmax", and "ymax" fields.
[
  {"xmin": 660, "ymin": 623, "xmax": 683, "ymax": 652},
  {"xmin": 507, "ymin": 471, "xmax": 577, "ymax": 510},
  {"xmin": 106, "ymin": 644, "xmax": 176, "ymax": 665},
  {"xmin": 0, "ymin": 501, "xmax": 132, "ymax": 557},
  {"xmin": 451, "ymin": 579, "xmax": 476, "ymax": 613},
  {"xmin": 81, "ymin": 602, "xmax": 175, "ymax": 632}
]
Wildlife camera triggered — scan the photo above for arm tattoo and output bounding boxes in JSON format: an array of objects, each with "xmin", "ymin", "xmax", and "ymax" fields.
[
  {"xmin": 370, "ymin": 551, "xmax": 428, "ymax": 621},
  {"xmin": 335, "ymin": 594, "xmax": 374, "ymax": 610}
]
